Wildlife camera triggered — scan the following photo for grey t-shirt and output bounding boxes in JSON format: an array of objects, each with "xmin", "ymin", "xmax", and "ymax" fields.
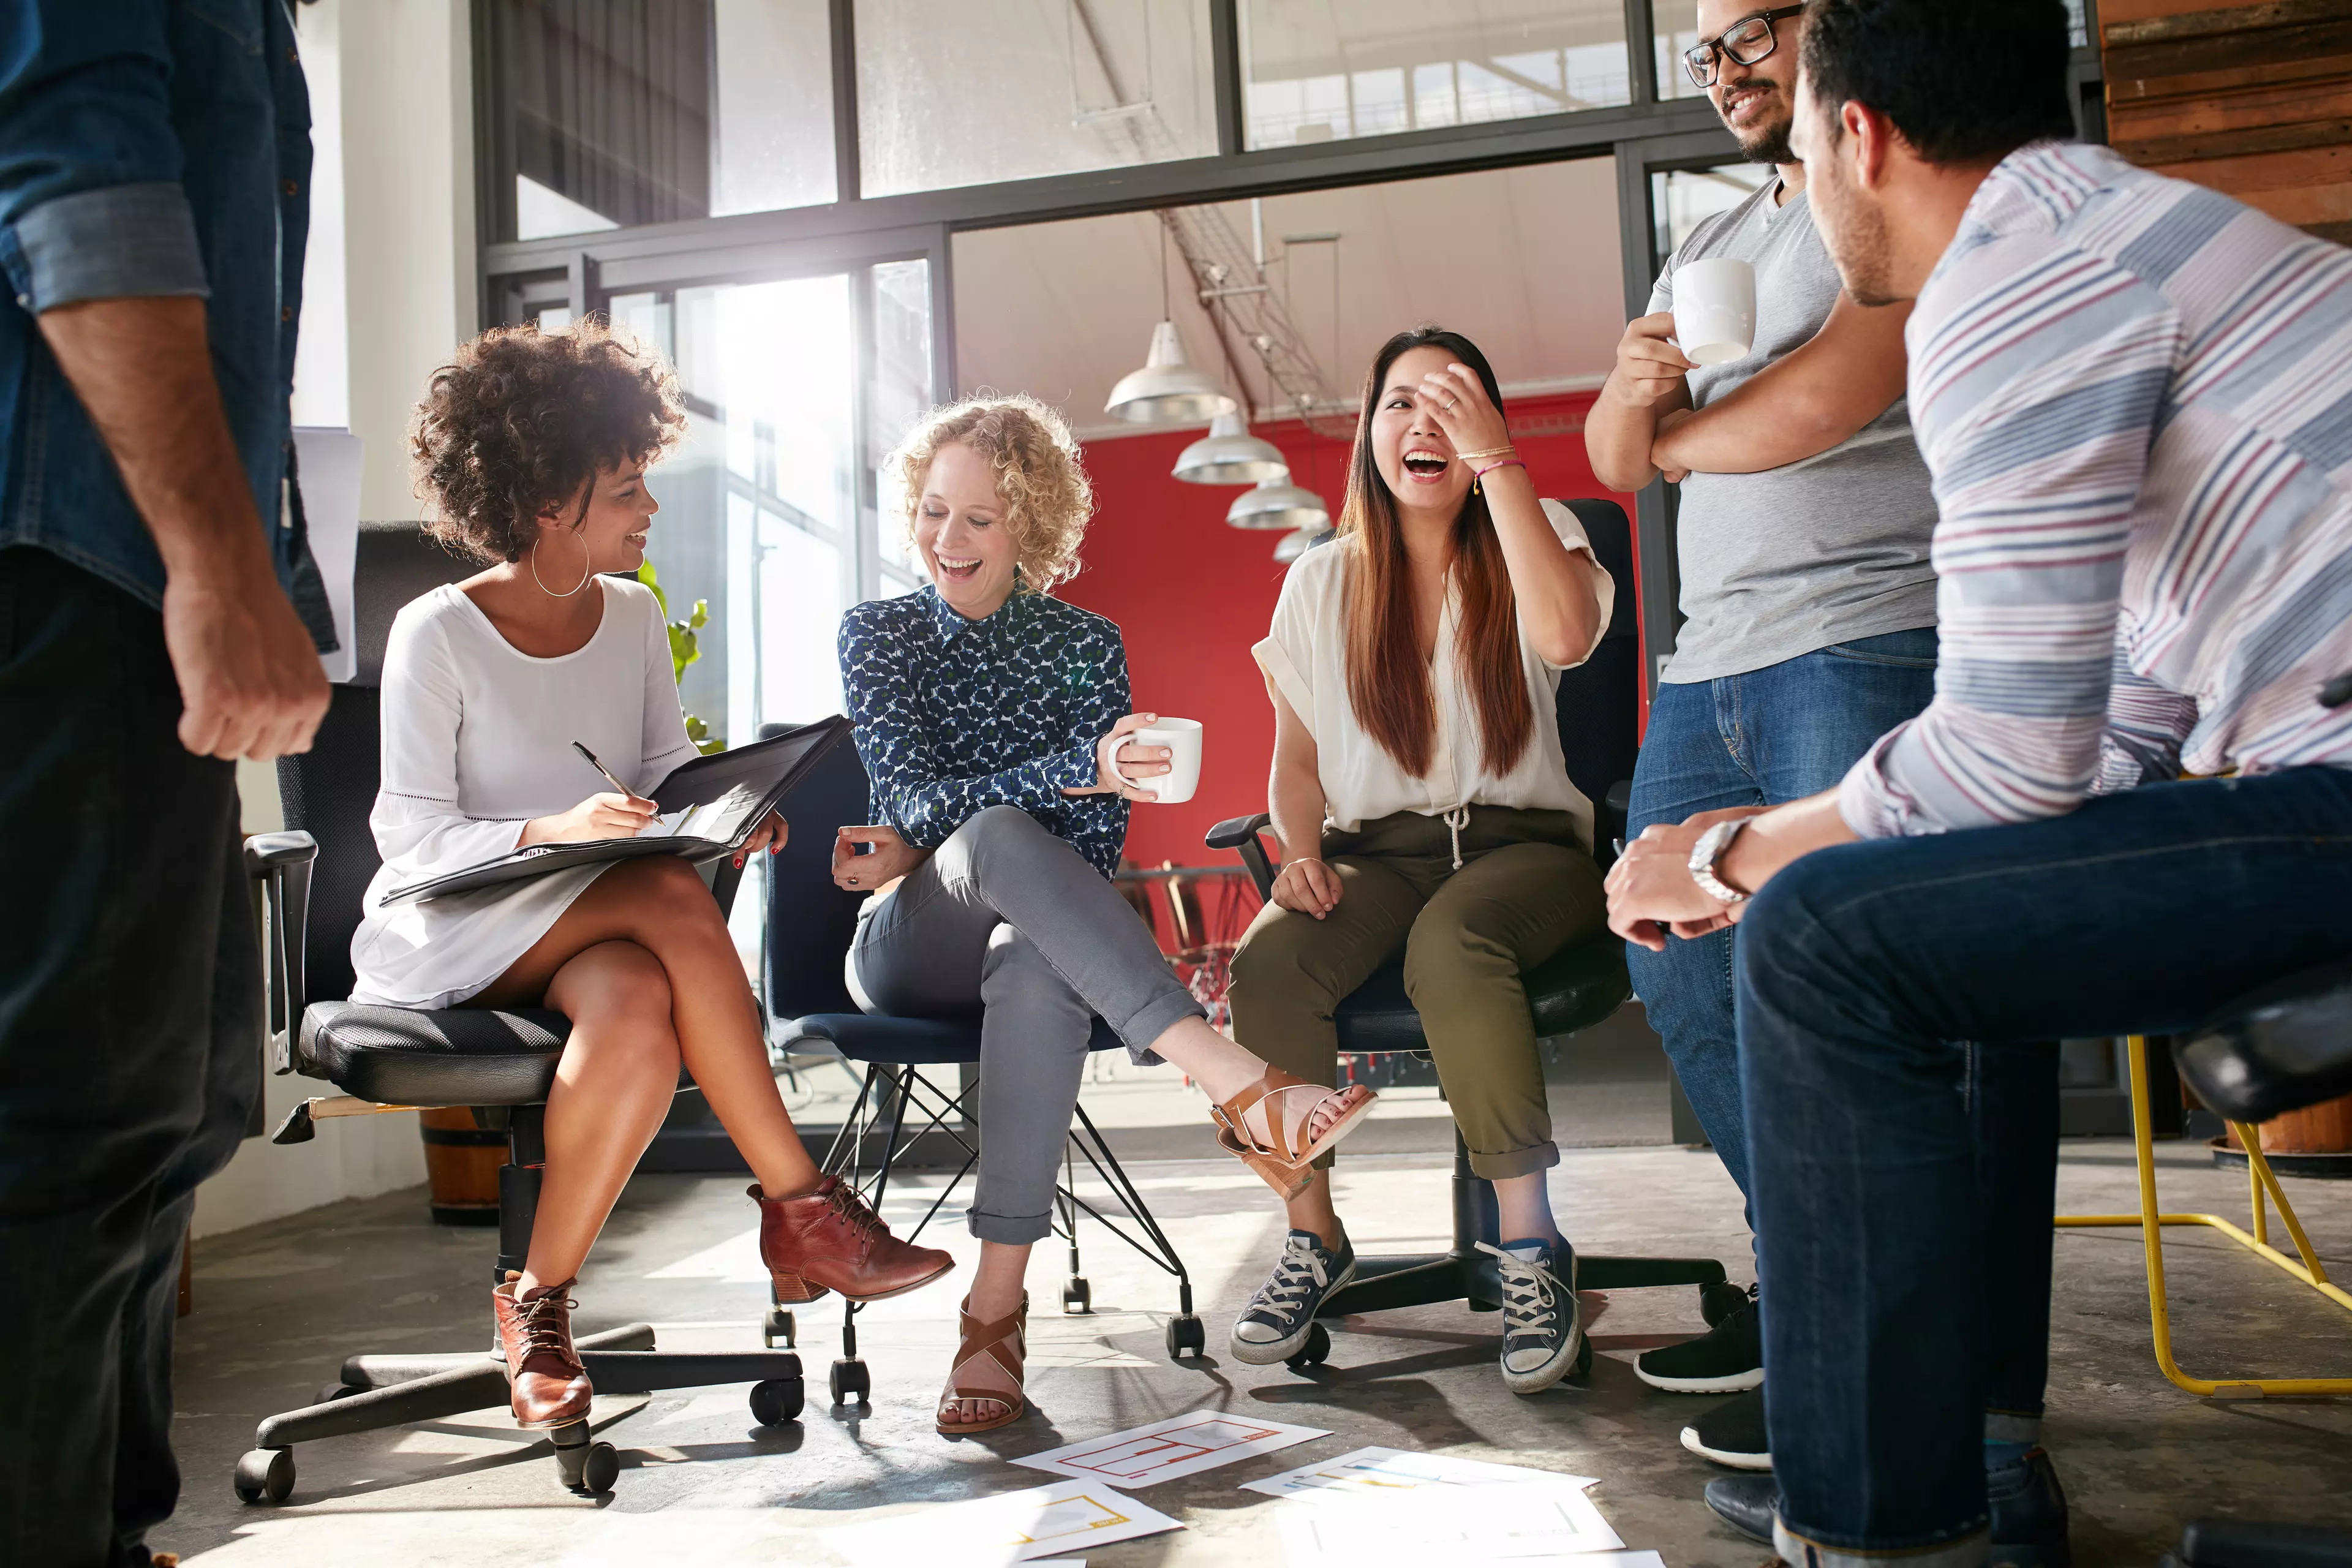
[{"xmin": 1648, "ymin": 179, "xmax": 1939, "ymax": 684}]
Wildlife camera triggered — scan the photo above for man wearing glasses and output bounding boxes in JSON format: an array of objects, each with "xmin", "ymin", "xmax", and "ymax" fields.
[{"xmin": 1585, "ymin": 0, "xmax": 1945, "ymax": 1472}]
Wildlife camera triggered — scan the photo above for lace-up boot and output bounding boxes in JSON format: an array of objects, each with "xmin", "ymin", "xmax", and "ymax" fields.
[
  {"xmin": 1231, "ymin": 1229, "xmax": 1355, "ymax": 1365},
  {"xmin": 1478, "ymin": 1238, "xmax": 1581, "ymax": 1394},
  {"xmin": 492, "ymin": 1273, "xmax": 592, "ymax": 1428},
  {"xmin": 751, "ymin": 1175, "xmax": 955, "ymax": 1303}
]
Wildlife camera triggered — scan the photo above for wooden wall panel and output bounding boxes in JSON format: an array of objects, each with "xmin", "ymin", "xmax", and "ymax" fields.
[{"xmin": 2102, "ymin": 0, "xmax": 2352, "ymax": 246}]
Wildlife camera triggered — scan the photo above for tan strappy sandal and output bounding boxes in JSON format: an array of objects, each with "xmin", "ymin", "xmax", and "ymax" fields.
[
  {"xmin": 936, "ymin": 1291, "xmax": 1028, "ymax": 1436},
  {"xmin": 1210, "ymin": 1068, "xmax": 1378, "ymax": 1196}
]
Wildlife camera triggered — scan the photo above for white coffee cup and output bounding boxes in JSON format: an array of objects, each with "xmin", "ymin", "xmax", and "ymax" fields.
[
  {"xmin": 1673, "ymin": 257, "xmax": 1757, "ymax": 366},
  {"xmin": 1118, "ymin": 717, "xmax": 1202, "ymax": 805}
]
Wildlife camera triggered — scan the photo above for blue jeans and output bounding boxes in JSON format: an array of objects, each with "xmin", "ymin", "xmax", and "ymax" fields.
[
  {"xmin": 1626, "ymin": 627, "xmax": 1940, "ymax": 1208},
  {"xmin": 1740, "ymin": 766, "xmax": 2352, "ymax": 1567}
]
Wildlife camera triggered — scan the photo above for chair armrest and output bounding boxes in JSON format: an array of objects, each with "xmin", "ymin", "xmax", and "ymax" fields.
[
  {"xmin": 1205, "ymin": 812, "xmax": 1278, "ymax": 901},
  {"xmin": 1597, "ymin": 780, "xmax": 1632, "ymax": 871},
  {"xmin": 243, "ymin": 830, "xmax": 317, "ymax": 1075}
]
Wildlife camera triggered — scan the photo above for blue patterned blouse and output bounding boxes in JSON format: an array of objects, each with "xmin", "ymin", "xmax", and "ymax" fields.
[{"xmin": 837, "ymin": 586, "xmax": 1131, "ymax": 878}]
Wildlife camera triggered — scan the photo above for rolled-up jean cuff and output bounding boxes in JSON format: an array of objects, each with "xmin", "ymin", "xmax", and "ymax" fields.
[
  {"xmin": 970, "ymin": 1206, "xmax": 1055, "ymax": 1245},
  {"xmin": 1775, "ymin": 1518, "xmax": 1989, "ymax": 1568},
  {"xmin": 1114, "ymin": 987, "xmax": 1206, "ymax": 1067},
  {"xmin": 1984, "ymin": 1410, "xmax": 2042, "ymax": 1444},
  {"xmin": 1467, "ymin": 1140, "xmax": 1561, "ymax": 1181}
]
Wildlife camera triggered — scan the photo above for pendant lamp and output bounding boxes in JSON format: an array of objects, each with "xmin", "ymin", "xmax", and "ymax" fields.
[
  {"xmin": 1227, "ymin": 475, "xmax": 1329, "ymax": 532},
  {"xmin": 1273, "ymin": 522, "xmax": 1333, "ymax": 563},
  {"xmin": 1103, "ymin": 320, "xmax": 1235, "ymax": 426},
  {"xmin": 1172, "ymin": 410, "xmax": 1288, "ymax": 484}
]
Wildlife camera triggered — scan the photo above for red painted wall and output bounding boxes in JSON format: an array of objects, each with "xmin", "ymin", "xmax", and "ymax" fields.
[{"xmin": 1059, "ymin": 390, "xmax": 1636, "ymax": 870}]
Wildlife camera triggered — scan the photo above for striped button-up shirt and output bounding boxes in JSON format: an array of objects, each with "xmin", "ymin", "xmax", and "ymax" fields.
[{"xmin": 1841, "ymin": 140, "xmax": 2352, "ymax": 838}]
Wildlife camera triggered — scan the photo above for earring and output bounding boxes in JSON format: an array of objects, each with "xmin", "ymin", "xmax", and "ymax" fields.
[{"xmin": 530, "ymin": 527, "xmax": 593, "ymax": 598}]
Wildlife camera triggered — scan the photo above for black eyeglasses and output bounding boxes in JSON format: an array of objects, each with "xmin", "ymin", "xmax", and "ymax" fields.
[{"xmin": 1683, "ymin": 4, "xmax": 1806, "ymax": 89}]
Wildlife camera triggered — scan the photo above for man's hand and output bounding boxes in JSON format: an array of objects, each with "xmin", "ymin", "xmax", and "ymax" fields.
[
  {"xmin": 1270, "ymin": 856, "xmax": 1342, "ymax": 919},
  {"xmin": 38, "ymin": 296, "xmax": 329, "ymax": 760},
  {"xmin": 1603, "ymin": 806, "xmax": 1768, "ymax": 951},
  {"xmin": 833, "ymin": 824, "xmax": 927, "ymax": 891},
  {"xmin": 1607, "ymin": 312, "xmax": 1697, "ymax": 410}
]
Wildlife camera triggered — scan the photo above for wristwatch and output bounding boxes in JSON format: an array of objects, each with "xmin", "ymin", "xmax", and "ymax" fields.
[{"xmin": 1687, "ymin": 817, "xmax": 1751, "ymax": 905}]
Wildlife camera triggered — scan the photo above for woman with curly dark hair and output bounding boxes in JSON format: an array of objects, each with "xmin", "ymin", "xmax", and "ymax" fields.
[{"xmin": 350, "ymin": 320, "xmax": 952, "ymax": 1434}]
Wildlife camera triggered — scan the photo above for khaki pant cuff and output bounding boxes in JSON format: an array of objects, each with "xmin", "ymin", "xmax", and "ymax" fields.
[{"xmin": 1466, "ymin": 1140, "xmax": 1559, "ymax": 1180}]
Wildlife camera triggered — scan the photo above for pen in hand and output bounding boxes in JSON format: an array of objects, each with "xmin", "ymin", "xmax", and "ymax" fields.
[{"xmin": 571, "ymin": 741, "xmax": 636, "ymax": 799}]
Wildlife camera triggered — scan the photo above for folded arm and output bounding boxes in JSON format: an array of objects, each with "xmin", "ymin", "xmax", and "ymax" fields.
[{"xmin": 1651, "ymin": 292, "xmax": 1912, "ymax": 478}]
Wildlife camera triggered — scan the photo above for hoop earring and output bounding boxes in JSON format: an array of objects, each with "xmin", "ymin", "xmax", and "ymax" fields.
[{"xmin": 530, "ymin": 528, "xmax": 593, "ymax": 598}]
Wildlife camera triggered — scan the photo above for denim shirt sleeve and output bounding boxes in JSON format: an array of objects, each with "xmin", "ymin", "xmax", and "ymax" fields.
[
  {"xmin": 839, "ymin": 600, "xmax": 1111, "ymax": 851},
  {"xmin": 0, "ymin": 1, "xmax": 210, "ymax": 311}
]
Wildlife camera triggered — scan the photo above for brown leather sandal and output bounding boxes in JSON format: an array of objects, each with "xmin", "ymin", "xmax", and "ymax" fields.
[
  {"xmin": 937, "ymin": 1292, "xmax": 1029, "ymax": 1436},
  {"xmin": 1210, "ymin": 1068, "xmax": 1378, "ymax": 1196}
]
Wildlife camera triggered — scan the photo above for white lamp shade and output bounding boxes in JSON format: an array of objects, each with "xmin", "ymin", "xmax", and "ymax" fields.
[
  {"xmin": 1172, "ymin": 410, "xmax": 1288, "ymax": 484},
  {"xmin": 1104, "ymin": 320, "xmax": 1236, "ymax": 426},
  {"xmin": 1273, "ymin": 523, "xmax": 1333, "ymax": 563},
  {"xmin": 1227, "ymin": 477, "xmax": 1329, "ymax": 532}
]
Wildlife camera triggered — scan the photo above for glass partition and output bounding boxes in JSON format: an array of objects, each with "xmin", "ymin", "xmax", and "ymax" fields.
[
  {"xmin": 855, "ymin": 0, "xmax": 1216, "ymax": 198},
  {"xmin": 1651, "ymin": 162, "xmax": 1773, "ymax": 265},
  {"xmin": 1241, "ymin": 0, "xmax": 1629, "ymax": 151}
]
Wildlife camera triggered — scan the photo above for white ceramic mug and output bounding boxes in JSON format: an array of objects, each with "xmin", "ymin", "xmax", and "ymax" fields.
[
  {"xmin": 1118, "ymin": 717, "xmax": 1202, "ymax": 805},
  {"xmin": 1673, "ymin": 256, "xmax": 1757, "ymax": 366}
]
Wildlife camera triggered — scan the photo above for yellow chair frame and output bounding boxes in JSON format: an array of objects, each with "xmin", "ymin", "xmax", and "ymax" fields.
[{"xmin": 2056, "ymin": 1036, "xmax": 2352, "ymax": 1398}]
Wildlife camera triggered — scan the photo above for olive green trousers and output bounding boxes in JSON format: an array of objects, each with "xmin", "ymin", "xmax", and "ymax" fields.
[{"xmin": 1226, "ymin": 806, "xmax": 1607, "ymax": 1180}]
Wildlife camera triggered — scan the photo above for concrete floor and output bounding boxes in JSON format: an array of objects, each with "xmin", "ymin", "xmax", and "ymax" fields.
[{"xmin": 163, "ymin": 1136, "xmax": 2352, "ymax": 1567}]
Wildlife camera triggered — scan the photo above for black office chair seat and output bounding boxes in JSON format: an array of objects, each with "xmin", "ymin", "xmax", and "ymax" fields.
[
  {"xmin": 1332, "ymin": 942, "xmax": 1630, "ymax": 1055},
  {"xmin": 785, "ymin": 1011, "xmax": 1121, "ymax": 1066},
  {"xmin": 2173, "ymin": 955, "xmax": 2352, "ymax": 1125},
  {"xmin": 299, "ymin": 1001, "xmax": 570, "ymax": 1107}
]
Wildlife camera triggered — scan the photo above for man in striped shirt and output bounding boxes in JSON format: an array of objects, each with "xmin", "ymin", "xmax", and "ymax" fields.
[{"xmin": 1605, "ymin": 1, "xmax": 2352, "ymax": 1564}]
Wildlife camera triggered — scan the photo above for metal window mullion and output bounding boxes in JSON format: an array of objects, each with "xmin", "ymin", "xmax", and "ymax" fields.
[
  {"xmin": 831, "ymin": 0, "xmax": 861, "ymax": 206},
  {"xmin": 1209, "ymin": 0, "xmax": 1243, "ymax": 157},
  {"xmin": 1624, "ymin": 0, "xmax": 1659, "ymax": 106},
  {"xmin": 850, "ymin": 262, "xmax": 879, "ymax": 606}
]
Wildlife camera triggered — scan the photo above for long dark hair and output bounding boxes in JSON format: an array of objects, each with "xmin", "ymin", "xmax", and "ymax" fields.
[{"xmin": 1338, "ymin": 326, "xmax": 1531, "ymax": 779}]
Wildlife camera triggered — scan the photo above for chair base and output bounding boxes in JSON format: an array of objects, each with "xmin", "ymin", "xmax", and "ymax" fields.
[
  {"xmin": 234, "ymin": 1322, "xmax": 805, "ymax": 1504},
  {"xmin": 1313, "ymin": 1134, "xmax": 1728, "ymax": 1338}
]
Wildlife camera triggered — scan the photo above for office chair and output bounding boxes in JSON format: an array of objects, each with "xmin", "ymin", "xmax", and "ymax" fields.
[
  {"xmin": 763, "ymin": 736, "xmax": 1206, "ymax": 1406},
  {"xmin": 230, "ymin": 527, "xmax": 804, "ymax": 1505},
  {"xmin": 1204, "ymin": 499, "xmax": 1736, "ymax": 1372}
]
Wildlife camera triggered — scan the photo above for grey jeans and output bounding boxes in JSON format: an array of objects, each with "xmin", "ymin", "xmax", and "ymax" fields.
[{"xmin": 846, "ymin": 805, "xmax": 1204, "ymax": 1244}]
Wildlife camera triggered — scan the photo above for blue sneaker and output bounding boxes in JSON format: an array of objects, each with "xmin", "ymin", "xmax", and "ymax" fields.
[
  {"xmin": 1478, "ymin": 1238, "xmax": 1582, "ymax": 1395},
  {"xmin": 1231, "ymin": 1229, "xmax": 1354, "ymax": 1365}
]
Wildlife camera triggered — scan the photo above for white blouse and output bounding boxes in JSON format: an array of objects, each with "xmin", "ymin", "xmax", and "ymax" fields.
[
  {"xmin": 1251, "ymin": 499, "xmax": 1613, "ymax": 850},
  {"xmin": 348, "ymin": 578, "xmax": 699, "ymax": 1010}
]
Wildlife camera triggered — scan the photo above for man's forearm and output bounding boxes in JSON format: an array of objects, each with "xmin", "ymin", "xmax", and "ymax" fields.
[
  {"xmin": 38, "ymin": 296, "xmax": 272, "ymax": 587},
  {"xmin": 1586, "ymin": 372, "xmax": 1665, "ymax": 493},
  {"xmin": 1721, "ymin": 789, "xmax": 1858, "ymax": 895}
]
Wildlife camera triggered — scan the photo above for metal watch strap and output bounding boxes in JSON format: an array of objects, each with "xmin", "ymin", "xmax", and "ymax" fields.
[{"xmin": 1688, "ymin": 817, "xmax": 1749, "ymax": 905}]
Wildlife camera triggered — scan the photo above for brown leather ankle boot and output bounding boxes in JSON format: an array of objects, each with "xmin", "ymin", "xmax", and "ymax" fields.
[
  {"xmin": 492, "ymin": 1273, "xmax": 593, "ymax": 1428},
  {"xmin": 751, "ymin": 1176, "xmax": 955, "ymax": 1303}
]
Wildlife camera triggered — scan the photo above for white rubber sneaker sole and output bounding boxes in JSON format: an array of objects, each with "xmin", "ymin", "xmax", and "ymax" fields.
[
  {"xmin": 1499, "ymin": 1301, "xmax": 1583, "ymax": 1396},
  {"xmin": 1681, "ymin": 1422, "xmax": 1773, "ymax": 1471},
  {"xmin": 1635, "ymin": 1360, "xmax": 1766, "ymax": 1394},
  {"xmin": 1227, "ymin": 1256, "xmax": 1356, "ymax": 1365}
]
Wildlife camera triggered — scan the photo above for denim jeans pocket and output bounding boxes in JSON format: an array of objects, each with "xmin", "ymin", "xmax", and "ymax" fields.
[{"xmin": 1819, "ymin": 628, "xmax": 1940, "ymax": 669}]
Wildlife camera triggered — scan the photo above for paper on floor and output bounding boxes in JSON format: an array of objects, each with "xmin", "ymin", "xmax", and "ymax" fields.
[
  {"xmin": 1242, "ymin": 1444, "xmax": 1598, "ymax": 1503},
  {"xmin": 1273, "ymin": 1484, "xmax": 1626, "ymax": 1567},
  {"xmin": 826, "ymin": 1479, "xmax": 1176, "ymax": 1566},
  {"xmin": 1014, "ymin": 1411, "xmax": 1329, "ymax": 1487}
]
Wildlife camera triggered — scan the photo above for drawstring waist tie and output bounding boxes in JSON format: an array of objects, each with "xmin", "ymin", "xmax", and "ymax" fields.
[{"xmin": 1442, "ymin": 805, "xmax": 1471, "ymax": 870}]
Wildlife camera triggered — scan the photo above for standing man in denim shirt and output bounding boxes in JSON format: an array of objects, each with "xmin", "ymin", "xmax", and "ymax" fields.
[{"xmin": 0, "ymin": 4, "xmax": 328, "ymax": 1562}]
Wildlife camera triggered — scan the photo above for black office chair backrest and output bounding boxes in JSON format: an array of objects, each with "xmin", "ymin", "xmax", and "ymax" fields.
[
  {"xmin": 276, "ymin": 524, "xmax": 479, "ymax": 1003},
  {"xmin": 1552, "ymin": 498, "xmax": 1639, "ymax": 810},
  {"xmin": 761, "ymin": 728, "xmax": 872, "ymax": 1020}
]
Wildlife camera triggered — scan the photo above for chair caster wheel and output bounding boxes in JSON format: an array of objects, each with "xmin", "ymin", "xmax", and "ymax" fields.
[
  {"xmin": 829, "ymin": 1357, "xmax": 870, "ymax": 1405},
  {"xmin": 311, "ymin": 1381, "xmax": 358, "ymax": 1407},
  {"xmin": 1700, "ymin": 1279, "xmax": 1747, "ymax": 1327},
  {"xmin": 1062, "ymin": 1276, "xmax": 1091, "ymax": 1315},
  {"xmin": 763, "ymin": 1306, "xmax": 797, "ymax": 1348},
  {"xmin": 1284, "ymin": 1322, "xmax": 1331, "ymax": 1372},
  {"xmin": 750, "ymin": 1377, "xmax": 804, "ymax": 1426},
  {"xmin": 560, "ymin": 1441, "xmax": 617, "ymax": 1495},
  {"xmin": 1165, "ymin": 1314, "xmax": 1205, "ymax": 1360},
  {"xmin": 233, "ymin": 1447, "xmax": 295, "ymax": 1506}
]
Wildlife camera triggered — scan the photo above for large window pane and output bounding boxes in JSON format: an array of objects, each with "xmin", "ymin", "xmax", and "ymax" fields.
[
  {"xmin": 1242, "ymin": 0, "xmax": 1628, "ymax": 151},
  {"xmin": 491, "ymin": 0, "xmax": 835, "ymax": 244},
  {"xmin": 1651, "ymin": 163, "xmax": 1773, "ymax": 264},
  {"xmin": 855, "ymin": 0, "xmax": 1215, "ymax": 198}
]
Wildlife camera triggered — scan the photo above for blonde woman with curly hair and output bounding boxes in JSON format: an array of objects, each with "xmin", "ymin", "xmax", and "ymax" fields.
[
  {"xmin": 834, "ymin": 393, "xmax": 1379, "ymax": 1436},
  {"xmin": 355, "ymin": 320, "xmax": 953, "ymax": 1434}
]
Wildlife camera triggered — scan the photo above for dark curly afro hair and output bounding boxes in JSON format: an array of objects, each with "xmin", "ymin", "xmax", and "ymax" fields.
[{"xmin": 410, "ymin": 318, "xmax": 686, "ymax": 564}]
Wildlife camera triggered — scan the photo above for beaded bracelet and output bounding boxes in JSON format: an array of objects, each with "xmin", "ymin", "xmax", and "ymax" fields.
[{"xmin": 1471, "ymin": 457, "xmax": 1525, "ymax": 494}]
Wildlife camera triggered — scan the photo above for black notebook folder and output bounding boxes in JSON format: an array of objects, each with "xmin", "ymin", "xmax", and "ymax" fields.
[{"xmin": 380, "ymin": 715, "xmax": 853, "ymax": 907}]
